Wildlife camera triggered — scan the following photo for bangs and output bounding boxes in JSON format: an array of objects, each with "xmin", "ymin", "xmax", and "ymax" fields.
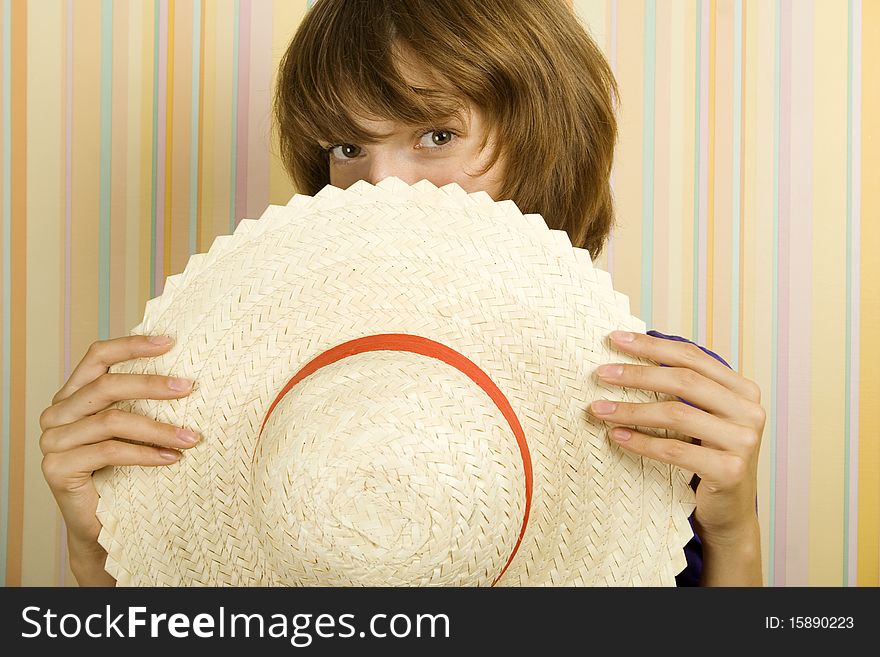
[{"xmin": 286, "ymin": 7, "xmax": 470, "ymax": 145}]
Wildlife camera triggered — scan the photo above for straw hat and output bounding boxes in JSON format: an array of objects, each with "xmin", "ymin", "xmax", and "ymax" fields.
[{"xmin": 94, "ymin": 177, "xmax": 696, "ymax": 586}]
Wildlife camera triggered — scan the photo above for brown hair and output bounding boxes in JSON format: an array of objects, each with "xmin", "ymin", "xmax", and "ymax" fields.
[{"xmin": 272, "ymin": 0, "xmax": 619, "ymax": 258}]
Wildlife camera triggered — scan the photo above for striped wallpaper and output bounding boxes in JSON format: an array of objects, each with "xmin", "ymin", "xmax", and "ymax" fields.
[{"xmin": 0, "ymin": 0, "xmax": 877, "ymax": 587}]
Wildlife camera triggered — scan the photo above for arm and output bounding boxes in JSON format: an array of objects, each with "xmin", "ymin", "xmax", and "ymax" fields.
[
  {"xmin": 590, "ymin": 330, "xmax": 766, "ymax": 587},
  {"xmin": 39, "ymin": 335, "xmax": 199, "ymax": 587}
]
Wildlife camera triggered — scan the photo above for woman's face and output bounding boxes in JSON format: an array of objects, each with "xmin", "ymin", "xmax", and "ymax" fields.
[{"xmin": 319, "ymin": 104, "xmax": 505, "ymax": 198}]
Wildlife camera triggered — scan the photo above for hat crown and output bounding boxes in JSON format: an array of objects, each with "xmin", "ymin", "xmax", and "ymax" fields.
[{"xmin": 252, "ymin": 344, "xmax": 527, "ymax": 586}]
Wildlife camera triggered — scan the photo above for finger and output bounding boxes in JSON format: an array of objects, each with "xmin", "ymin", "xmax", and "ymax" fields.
[
  {"xmin": 595, "ymin": 362, "xmax": 763, "ymax": 427},
  {"xmin": 606, "ymin": 426, "xmax": 747, "ymax": 487},
  {"xmin": 52, "ymin": 335, "xmax": 176, "ymax": 405},
  {"xmin": 588, "ymin": 399, "xmax": 755, "ymax": 452},
  {"xmin": 43, "ymin": 372, "xmax": 194, "ymax": 428},
  {"xmin": 41, "ymin": 440, "xmax": 182, "ymax": 490},
  {"xmin": 40, "ymin": 409, "xmax": 201, "ymax": 455},
  {"xmin": 607, "ymin": 331, "xmax": 761, "ymax": 403}
]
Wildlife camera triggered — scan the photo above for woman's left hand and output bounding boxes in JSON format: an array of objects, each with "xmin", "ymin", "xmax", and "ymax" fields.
[{"xmin": 588, "ymin": 330, "xmax": 765, "ymax": 566}]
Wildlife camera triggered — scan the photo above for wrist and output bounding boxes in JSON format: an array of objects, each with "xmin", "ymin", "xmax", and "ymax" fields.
[
  {"xmin": 698, "ymin": 517, "xmax": 763, "ymax": 587},
  {"xmin": 67, "ymin": 534, "xmax": 115, "ymax": 587}
]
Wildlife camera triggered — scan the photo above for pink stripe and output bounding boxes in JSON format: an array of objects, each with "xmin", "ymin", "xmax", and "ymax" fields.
[
  {"xmin": 155, "ymin": 0, "xmax": 168, "ymax": 293},
  {"xmin": 246, "ymin": 1, "xmax": 271, "ymax": 219},
  {"xmin": 61, "ymin": 0, "xmax": 74, "ymax": 587},
  {"xmin": 234, "ymin": 0, "xmax": 251, "ymax": 227},
  {"xmin": 775, "ymin": 0, "xmax": 791, "ymax": 587},
  {"xmin": 697, "ymin": 1, "xmax": 709, "ymax": 344}
]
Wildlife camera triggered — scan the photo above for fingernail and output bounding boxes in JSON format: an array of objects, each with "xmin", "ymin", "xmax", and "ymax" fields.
[
  {"xmin": 590, "ymin": 400, "xmax": 617, "ymax": 415},
  {"xmin": 168, "ymin": 377, "xmax": 193, "ymax": 392},
  {"xmin": 176, "ymin": 428, "xmax": 200, "ymax": 445},
  {"xmin": 158, "ymin": 449, "xmax": 181, "ymax": 461},
  {"xmin": 611, "ymin": 428, "xmax": 632, "ymax": 441},
  {"xmin": 597, "ymin": 364, "xmax": 624, "ymax": 378},
  {"xmin": 149, "ymin": 335, "xmax": 174, "ymax": 346},
  {"xmin": 610, "ymin": 331, "xmax": 635, "ymax": 343}
]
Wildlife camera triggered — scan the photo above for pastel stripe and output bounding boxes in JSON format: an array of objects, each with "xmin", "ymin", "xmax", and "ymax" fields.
[
  {"xmin": 154, "ymin": 0, "xmax": 167, "ymax": 294},
  {"xmin": 787, "ymin": 0, "xmax": 813, "ymax": 586},
  {"xmin": 810, "ymin": 0, "xmax": 847, "ymax": 585},
  {"xmin": 229, "ymin": 0, "xmax": 240, "ymax": 232},
  {"xmin": 711, "ymin": 0, "xmax": 732, "ymax": 360},
  {"xmin": 605, "ymin": 0, "xmax": 617, "ymax": 275},
  {"xmin": 23, "ymin": 0, "xmax": 64, "ymax": 587},
  {"xmin": 109, "ymin": 0, "xmax": 128, "ymax": 341},
  {"xmin": 159, "ymin": 0, "xmax": 177, "ymax": 280},
  {"xmin": 234, "ymin": 0, "xmax": 250, "ymax": 228},
  {"xmin": 98, "ymin": 0, "xmax": 112, "ymax": 341},
  {"xmin": 168, "ymin": 0, "xmax": 189, "ymax": 275},
  {"xmin": 731, "ymin": 0, "xmax": 742, "ymax": 372},
  {"xmin": 1, "ymin": 0, "xmax": 12, "ymax": 581},
  {"xmin": 641, "ymin": 0, "xmax": 655, "ymax": 325},
  {"xmin": 651, "ymin": 3, "xmax": 670, "ymax": 332},
  {"xmin": 706, "ymin": 0, "xmax": 716, "ymax": 349},
  {"xmin": 667, "ymin": 0, "xmax": 688, "ymax": 334},
  {"xmin": 773, "ymin": 0, "xmax": 788, "ymax": 586},
  {"xmin": 844, "ymin": 0, "xmax": 861, "ymax": 587},
  {"xmin": 246, "ymin": 0, "xmax": 271, "ymax": 219},
  {"xmin": 189, "ymin": 0, "xmax": 201, "ymax": 256},
  {"xmin": 269, "ymin": 0, "xmax": 307, "ymax": 206},
  {"xmin": 858, "ymin": 0, "xmax": 879, "ymax": 587},
  {"xmin": 695, "ymin": 1, "xmax": 709, "ymax": 343},
  {"xmin": 61, "ymin": 0, "xmax": 73, "ymax": 586}
]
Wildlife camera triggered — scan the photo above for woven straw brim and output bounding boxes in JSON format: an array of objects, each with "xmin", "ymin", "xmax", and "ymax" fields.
[{"xmin": 95, "ymin": 177, "xmax": 696, "ymax": 586}]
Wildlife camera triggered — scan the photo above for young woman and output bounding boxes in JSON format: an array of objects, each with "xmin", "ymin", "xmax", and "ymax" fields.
[{"xmin": 39, "ymin": 0, "xmax": 765, "ymax": 586}]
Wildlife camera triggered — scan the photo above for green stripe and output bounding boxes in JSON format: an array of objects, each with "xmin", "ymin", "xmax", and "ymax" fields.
[{"xmin": 99, "ymin": 0, "xmax": 113, "ymax": 340}]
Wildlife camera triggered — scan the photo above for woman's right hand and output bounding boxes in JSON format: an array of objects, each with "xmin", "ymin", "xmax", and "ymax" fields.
[{"xmin": 39, "ymin": 335, "xmax": 200, "ymax": 586}]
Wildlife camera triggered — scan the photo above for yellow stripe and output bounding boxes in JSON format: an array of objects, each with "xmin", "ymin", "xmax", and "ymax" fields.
[
  {"xmin": 744, "ymin": 0, "xmax": 776, "ymax": 584},
  {"xmin": 126, "ymin": 0, "xmax": 147, "ymax": 325},
  {"xmin": 858, "ymin": 0, "xmax": 880, "ymax": 587},
  {"xmin": 163, "ymin": 0, "xmax": 174, "ymax": 278},
  {"xmin": 653, "ymin": 4, "xmax": 671, "ymax": 331},
  {"xmin": 680, "ymin": 0, "xmax": 697, "ymax": 332},
  {"xmin": 199, "ymin": 0, "xmax": 215, "ymax": 252},
  {"xmin": 712, "ymin": 0, "xmax": 733, "ymax": 358},
  {"xmin": 706, "ymin": 0, "xmax": 716, "ymax": 347},
  {"xmin": 70, "ymin": 0, "xmax": 101, "ymax": 385},
  {"xmin": 668, "ymin": 0, "xmax": 687, "ymax": 334},
  {"xmin": 171, "ymin": 0, "xmax": 192, "ymax": 273},
  {"xmin": 269, "ymin": 0, "xmax": 308, "ymax": 205},
  {"xmin": 211, "ymin": 0, "xmax": 234, "ymax": 240},
  {"xmin": 610, "ymin": 0, "xmax": 645, "ymax": 314},
  {"xmin": 109, "ymin": 0, "xmax": 128, "ymax": 339},
  {"xmin": 22, "ymin": 0, "xmax": 64, "ymax": 587},
  {"xmin": 572, "ymin": 0, "xmax": 609, "ymax": 51},
  {"xmin": 809, "ymin": 0, "xmax": 847, "ymax": 585}
]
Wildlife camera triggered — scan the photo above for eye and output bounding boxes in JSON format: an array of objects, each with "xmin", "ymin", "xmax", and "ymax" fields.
[
  {"xmin": 326, "ymin": 144, "xmax": 362, "ymax": 161},
  {"xmin": 418, "ymin": 129, "xmax": 456, "ymax": 149}
]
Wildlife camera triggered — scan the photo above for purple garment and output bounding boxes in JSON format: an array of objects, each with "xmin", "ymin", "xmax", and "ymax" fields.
[{"xmin": 644, "ymin": 330, "xmax": 734, "ymax": 587}]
